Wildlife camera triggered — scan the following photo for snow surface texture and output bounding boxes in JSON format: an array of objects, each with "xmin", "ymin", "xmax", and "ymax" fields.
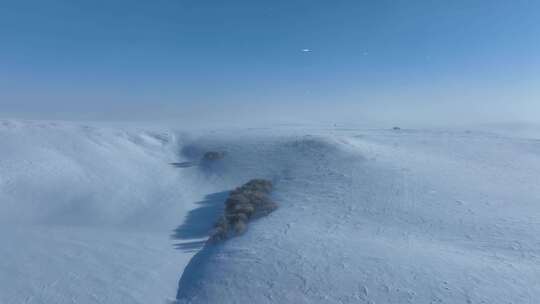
[
  {"xmin": 2, "ymin": 120, "xmax": 540, "ymax": 304},
  {"xmin": 175, "ymin": 128, "xmax": 540, "ymax": 304},
  {"xmin": 0, "ymin": 120, "xmax": 215, "ymax": 304}
]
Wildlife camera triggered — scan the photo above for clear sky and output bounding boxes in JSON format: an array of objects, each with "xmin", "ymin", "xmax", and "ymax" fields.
[{"xmin": 1, "ymin": 0, "xmax": 539, "ymax": 125}]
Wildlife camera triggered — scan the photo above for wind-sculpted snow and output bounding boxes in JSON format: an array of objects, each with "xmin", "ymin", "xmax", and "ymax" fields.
[
  {"xmin": 0, "ymin": 120, "xmax": 185, "ymax": 228},
  {"xmin": 0, "ymin": 120, "xmax": 204, "ymax": 304},
  {"xmin": 176, "ymin": 129, "xmax": 540, "ymax": 304},
  {"xmin": 3, "ymin": 121, "xmax": 540, "ymax": 304}
]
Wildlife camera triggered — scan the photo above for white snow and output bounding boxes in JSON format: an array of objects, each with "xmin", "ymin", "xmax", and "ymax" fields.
[
  {"xmin": 175, "ymin": 127, "xmax": 540, "ymax": 304},
  {"xmin": 2, "ymin": 120, "xmax": 540, "ymax": 303},
  {"xmin": 0, "ymin": 120, "xmax": 208, "ymax": 304}
]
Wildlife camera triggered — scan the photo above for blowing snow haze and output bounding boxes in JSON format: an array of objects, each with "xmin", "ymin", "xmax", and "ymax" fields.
[
  {"xmin": 3, "ymin": 2, "xmax": 540, "ymax": 304},
  {"xmin": 1, "ymin": 0, "xmax": 539, "ymax": 125}
]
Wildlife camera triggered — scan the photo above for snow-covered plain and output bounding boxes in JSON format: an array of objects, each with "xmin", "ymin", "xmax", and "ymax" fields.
[{"xmin": 2, "ymin": 120, "xmax": 540, "ymax": 303}]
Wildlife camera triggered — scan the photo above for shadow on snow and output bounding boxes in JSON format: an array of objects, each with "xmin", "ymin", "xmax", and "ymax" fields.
[{"xmin": 171, "ymin": 191, "xmax": 229, "ymax": 253}]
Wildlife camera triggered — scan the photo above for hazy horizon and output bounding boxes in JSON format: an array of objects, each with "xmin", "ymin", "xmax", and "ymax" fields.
[{"xmin": 1, "ymin": 0, "xmax": 539, "ymax": 125}]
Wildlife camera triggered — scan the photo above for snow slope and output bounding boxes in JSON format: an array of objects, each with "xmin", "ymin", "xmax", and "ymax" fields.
[
  {"xmin": 175, "ymin": 128, "xmax": 540, "ymax": 304},
  {"xmin": 2, "ymin": 120, "xmax": 540, "ymax": 304},
  {"xmin": 0, "ymin": 120, "xmax": 213, "ymax": 304}
]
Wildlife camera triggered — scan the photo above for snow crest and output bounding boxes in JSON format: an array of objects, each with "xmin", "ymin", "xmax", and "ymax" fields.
[
  {"xmin": 176, "ymin": 129, "xmax": 540, "ymax": 304},
  {"xmin": 2, "ymin": 121, "xmax": 540, "ymax": 304}
]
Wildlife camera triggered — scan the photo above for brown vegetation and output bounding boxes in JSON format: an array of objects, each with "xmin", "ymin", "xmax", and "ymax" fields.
[
  {"xmin": 210, "ymin": 179, "xmax": 277, "ymax": 242},
  {"xmin": 202, "ymin": 151, "xmax": 226, "ymax": 161}
]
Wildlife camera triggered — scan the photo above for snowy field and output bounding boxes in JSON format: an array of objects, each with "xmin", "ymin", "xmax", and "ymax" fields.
[
  {"xmin": 0, "ymin": 120, "xmax": 208, "ymax": 304},
  {"xmin": 1, "ymin": 120, "xmax": 540, "ymax": 303}
]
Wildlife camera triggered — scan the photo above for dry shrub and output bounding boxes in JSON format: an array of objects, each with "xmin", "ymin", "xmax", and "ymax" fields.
[
  {"xmin": 209, "ymin": 179, "xmax": 277, "ymax": 242},
  {"xmin": 202, "ymin": 151, "xmax": 226, "ymax": 161}
]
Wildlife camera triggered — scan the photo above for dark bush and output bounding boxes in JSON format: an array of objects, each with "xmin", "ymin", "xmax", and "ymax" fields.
[
  {"xmin": 202, "ymin": 151, "xmax": 226, "ymax": 161},
  {"xmin": 209, "ymin": 179, "xmax": 277, "ymax": 242}
]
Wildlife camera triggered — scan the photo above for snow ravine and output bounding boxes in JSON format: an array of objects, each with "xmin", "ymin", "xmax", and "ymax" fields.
[{"xmin": 2, "ymin": 120, "xmax": 540, "ymax": 304}]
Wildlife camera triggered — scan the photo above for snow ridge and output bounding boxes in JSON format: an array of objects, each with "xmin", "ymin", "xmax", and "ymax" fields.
[
  {"xmin": 2, "ymin": 121, "xmax": 540, "ymax": 304},
  {"xmin": 175, "ymin": 129, "xmax": 540, "ymax": 304},
  {"xmin": 0, "ymin": 121, "xmax": 198, "ymax": 304}
]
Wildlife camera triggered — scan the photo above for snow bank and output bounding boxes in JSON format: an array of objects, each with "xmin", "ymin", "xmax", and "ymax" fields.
[
  {"xmin": 176, "ymin": 128, "xmax": 540, "ymax": 304},
  {"xmin": 0, "ymin": 120, "xmax": 206, "ymax": 304},
  {"xmin": 0, "ymin": 120, "xmax": 188, "ymax": 228},
  {"xmin": 3, "ymin": 121, "xmax": 540, "ymax": 304}
]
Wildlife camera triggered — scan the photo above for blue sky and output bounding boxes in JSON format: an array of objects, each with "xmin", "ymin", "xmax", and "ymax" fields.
[{"xmin": 1, "ymin": 0, "xmax": 539, "ymax": 124}]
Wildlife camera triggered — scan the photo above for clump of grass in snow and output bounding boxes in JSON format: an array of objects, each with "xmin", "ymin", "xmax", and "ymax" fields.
[
  {"xmin": 202, "ymin": 151, "xmax": 226, "ymax": 161},
  {"xmin": 210, "ymin": 179, "xmax": 277, "ymax": 242}
]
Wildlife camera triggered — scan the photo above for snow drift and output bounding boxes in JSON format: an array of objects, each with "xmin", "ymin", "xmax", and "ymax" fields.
[
  {"xmin": 0, "ymin": 120, "xmax": 207, "ymax": 304},
  {"xmin": 2, "ymin": 120, "xmax": 540, "ymax": 304},
  {"xmin": 175, "ymin": 128, "xmax": 540, "ymax": 304}
]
